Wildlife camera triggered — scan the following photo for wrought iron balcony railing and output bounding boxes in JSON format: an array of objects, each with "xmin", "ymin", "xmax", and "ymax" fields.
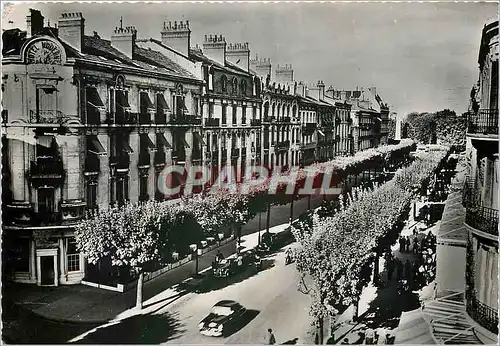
[
  {"xmin": 169, "ymin": 115, "xmax": 202, "ymax": 126},
  {"xmin": 205, "ymin": 118, "xmax": 220, "ymax": 127},
  {"xmin": 275, "ymin": 140, "xmax": 290, "ymax": 150},
  {"xmin": 29, "ymin": 110, "xmax": 67, "ymax": 124},
  {"xmin": 277, "ymin": 116, "xmax": 291, "ymax": 123},
  {"xmin": 467, "ymin": 109, "xmax": 499, "ymax": 135},
  {"xmin": 463, "ymin": 179, "xmax": 499, "ymax": 236},
  {"xmin": 29, "ymin": 157, "xmax": 65, "ymax": 179},
  {"xmin": 250, "ymin": 119, "xmax": 262, "ymax": 126},
  {"xmin": 466, "ymin": 292, "xmax": 498, "ymax": 334}
]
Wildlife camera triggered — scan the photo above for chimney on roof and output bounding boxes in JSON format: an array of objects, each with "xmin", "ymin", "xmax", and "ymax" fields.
[
  {"xmin": 275, "ymin": 63, "xmax": 294, "ymax": 82},
  {"xmin": 161, "ymin": 20, "xmax": 191, "ymax": 56},
  {"xmin": 250, "ymin": 55, "xmax": 271, "ymax": 78},
  {"xmin": 58, "ymin": 12, "xmax": 85, "ymax": 52},
  {"xmin": 296, "ymin": 82, "xmax": 306, "ymax": 97},
  {"xmin": 111, "ymin": 19, "xmax": 137, "ymax": 59},
  {"xmin": 202, "ymin": 34, "xmax": 226, "ymax": 66},
  {"xmin": 317, "ymin": 80, "xmax": 325, "ymax": 101},
  {"xmin": 226, "ymin": 42, "xmax": 250, "ymax": 72},
  {"xmin": 26, "ymin": 9, "xmax": 44, "ymax": 38}
]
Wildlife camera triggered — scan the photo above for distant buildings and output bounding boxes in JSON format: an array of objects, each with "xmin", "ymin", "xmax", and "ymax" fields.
[{"xmin": 1, "ymin": 9, "xmax": 393, "ymax": 286}]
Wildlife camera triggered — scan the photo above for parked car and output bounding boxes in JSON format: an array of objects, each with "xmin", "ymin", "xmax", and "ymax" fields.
[
  {"xmin": 198, "ymin": 300, "xmax": 247, "ymax": 337},
  {"xmin": 212, "ymin": 250, "xmax": 262, "ymax": 278}
]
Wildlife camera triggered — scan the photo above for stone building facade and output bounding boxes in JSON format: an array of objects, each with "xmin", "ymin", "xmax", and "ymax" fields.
[{"xmin": 1, "ymin": 10, "xmax": 203, "ymax": 286}]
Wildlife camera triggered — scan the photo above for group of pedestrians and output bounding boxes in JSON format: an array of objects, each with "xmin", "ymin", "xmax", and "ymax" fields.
[{"xmin": 385, "ymin": 252, "xmax": 413, "ymax": 281}]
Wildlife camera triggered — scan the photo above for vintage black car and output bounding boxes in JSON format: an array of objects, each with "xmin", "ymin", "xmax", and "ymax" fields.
[
  {"xmin": 212, "ymin": 250, "xmax": 262, "ymax": 278},
  {"xmin": 198, "ymin": 300, "xmax": 247, "ymax": 337}
]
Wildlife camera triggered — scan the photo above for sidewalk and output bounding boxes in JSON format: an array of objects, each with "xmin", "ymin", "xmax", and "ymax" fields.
[{"xmin": 3, "ymin": 223, "xmax": 292, "ymax": 324}]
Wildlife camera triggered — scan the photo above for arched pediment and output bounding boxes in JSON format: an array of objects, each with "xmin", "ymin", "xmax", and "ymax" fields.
[{"xmin": 21, "ymin": 36, "xmax": 67, "ymax": 65}]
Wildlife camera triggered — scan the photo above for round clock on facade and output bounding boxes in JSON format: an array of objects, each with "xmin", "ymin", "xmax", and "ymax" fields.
[{"xmin": 26, "ymin": 40, "xmax": 63, "ymax": 65}]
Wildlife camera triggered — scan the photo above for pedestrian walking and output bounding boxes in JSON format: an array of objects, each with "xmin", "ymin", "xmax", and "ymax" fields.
[
  {"xmin": 399, "ymin": 237, "xmax": 405, "ymax": 253},
  {"xmin": 413, "ymin": 238, "xmax": 419, "ymax": 254},
  {"xmin": 405, "ymin": 236, "xmax": 411, "ymax": 253},
  {"xmin": 266, "ymin": 328, "xmax": 276, "ymax": 345}
]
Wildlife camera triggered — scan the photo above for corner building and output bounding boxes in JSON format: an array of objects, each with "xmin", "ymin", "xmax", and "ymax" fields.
[{"xmin": 1, "ymin": 10, "xmax": 203, "ymax": 286}]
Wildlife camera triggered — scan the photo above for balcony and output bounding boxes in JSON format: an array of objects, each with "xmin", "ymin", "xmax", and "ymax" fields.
[
  {"xmin": 466, "ymin": 293, "xmax": 498, "ymax": 334},
  {"xmin": 169, "ymin": 115, "xmax": 202, "ymax": 126},
  {"xmin": 300, "ymin": 142, "xmax": 317, "ymax": 151},
  {"xmin": 29, "ymin": 157, "xmax": 65, "ymax": 186},
  {"xmin": 110, "ymin": 154, "xmax": 130, "ymax": 171},
  {"xmin": 60, "ymin": 199, "xmax": 86, "ymax": 224},
  {"xmin": 154, "ymin": 151, "xmax": 166, "ymax": 167},
  {"xmin": 463, "ymin": 180, "xmax": 499, "ymax": 236},
  {"xmin": 205, "ymin": 118, "xmax": 220, "ymax": 127},
  {"xmin": 84, "ymin": 155, "xmax": 100, "ymax": 174},
  {"xmin": 277, "ymin": 116, "xmax": 291, "ymax": 123},
  {"xmin": 155, "ymin": 112, "xmax": 167, "ymax": 125},
  {"xmin": 138, "ymin": 152, "xmax": 151, "ymax": 168},
  {"xmin": 108, "ymin": 112, "xmax": 137, "ymax": 125},
  {"xmin": 250, "ymin": 119, "xmax": 262, "ymax": 126},
  {"xmin": 275, "ymin": 140, "xmax": 290, "ymax": 151},
  {"xmin": 29, "ymin": 110, "xmax": 67, "ymax": 124},
  {"xmin": 467, "ymin": 109, "xmax": 498, "ymax": 136}
]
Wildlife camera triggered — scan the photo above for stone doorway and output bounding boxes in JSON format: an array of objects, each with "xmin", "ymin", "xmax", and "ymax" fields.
[
  {"xmin": 36, "ymin": 248, "xmax": 58, "ymax": 286},
  {"xmin": 40, "ymin": 256, "xmax": 54, "ymax": 285}
]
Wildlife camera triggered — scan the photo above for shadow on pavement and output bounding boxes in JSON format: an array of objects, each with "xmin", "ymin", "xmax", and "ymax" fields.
[
  {"xmin": 72, "ymin": 310, "xmax": 185, "ymax": 344},
  {"xmin": 224, "ymin": 309, "xmax": 260, "ymax": 337},
  {"xmin": 188, "ymin": 258, "xmax": 275, "ymax": 294},
  {"xmin": 2, "ymin": 301, "xmax": 102, "ymax": 344},
  {"xmin": 142, "ymin": 289, "xmax": 189, "ymax": 309},
  {"xmin": 281, "ymin": 337, "xmax": 299, "ymax": 344}
]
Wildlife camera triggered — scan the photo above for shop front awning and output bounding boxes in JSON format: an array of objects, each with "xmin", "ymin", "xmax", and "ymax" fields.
[
  {"xmin": 317, "ymin": 129, "xmax": 326, "ymax": 137},
  {"xmin": 140, "ymin": 92, "xmax": 155, "ymax": 110},
  {"xmin": 395, "ymin": 308, "xmax": 436, "ymax": 344},
  {"xmin": 182, "ymin": 136, "xmax": 190, "ymax": 148},
  {"xmin": 157, "ymin": 133, "xmax": 172, "ymax": 149},
  {"xmin": 157, "ymin": 93, "xmax": 170, "ymax": 111},
  {"xmin": 121, "ymin": 138, "xmax": 134, "ymax": 153},
  {"xmin": 86, "ymin": 87, "xmax": 105, "ymax": 109},
  {"xmin": 193, "ymin": 131, "xmax": 206, "ymax": 145},
  {"xmin": 87, "ymin": 135, "xmax": 107, "ymax": 156},
  {"xmin": 141, "ymin": 134, "xmax": 156, "ymax": 152}
]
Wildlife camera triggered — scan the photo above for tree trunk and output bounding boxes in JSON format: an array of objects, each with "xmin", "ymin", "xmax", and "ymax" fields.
[
  {"xmin": 136, "ymin": 271, "xmax": 144, "ymax": 309},
  {"xmin": 290, "ymin": 197, "xmax": 294, "ymax": 221},
  {"xmin": 318, "ymin": 316, "xmax": 324, "ymax": 344},
  {"xmin": 373, "ymin": 252, "xmax": 380, "ymax": 284},
  {"xmin": 308, "ymin": 195, "xmax": 311, "ymax": 210},
  {"xmin": 353, "ymin": 298, "xmax": 359, "ymax": 322}
]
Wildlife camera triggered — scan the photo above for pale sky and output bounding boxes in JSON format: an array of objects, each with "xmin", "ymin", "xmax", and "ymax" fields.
[{"xmin": 3, "ymin": 1, "xmax": 498, "ymax": 116}]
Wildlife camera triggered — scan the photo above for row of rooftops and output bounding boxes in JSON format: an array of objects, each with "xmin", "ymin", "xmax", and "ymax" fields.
[{"xmin": 3, "ymin": 8, "xmax": 390, "ymax": 112}]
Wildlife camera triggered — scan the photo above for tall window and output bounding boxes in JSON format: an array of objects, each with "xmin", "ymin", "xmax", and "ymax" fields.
[
  {"xmin": 242, "ymin": 106, "xmax": 247, "ymax": 124},
  {"xmin": 232, "ymin": 106, "xmax": 237, "ymax": 125},
  {"xmin": 67, "ymin": 238, "xmax": 80, "ymax": 272},
  {"xmin": 209, "ymin": 103, "xmax": 214, "ymax": 119},
  {"xmin": 491, "ymin": 61, "xmax": 498, "ymax": 110},
  {"xmin": 241, "ymin": 80, "xmax": 248, "ymax": 95},
  {"xmin": 116, "ymin": 176, "xmax": 129, "ymax": 206},
  {"xmin": 232, "ymin": 78, "xmax": 238, "ymax": 94},
  {"xmin": 207, "ymin": 133, "xmax": 211, "ymax": 152},
  {"xmin": 221, "ymin": 75, "xmax": 228, "ymax": 92},
  {"xmin": 175, "ymin": 95, "xmax": 185, "ymax": 117},
  {"xmin": 222, "ymin": 105, "xmax": 227, "ymax": 125},
  {"xmin": 38, "ymin": 187, "xmax": 54, "ymax": 217},
  {"xmin": 10, "ymin": 238, "xmax": 29, "ymax": 272},
  {"xmin": 139, "ymin": 175, "xmax": 148, "ymax": 201},
  {"xmin": 253, "ymin": 106, "xmax": 257, "ymax": 120},
  {"xmin": 86, "ymin": 181, "xmax": 98, "ymax": 210}
]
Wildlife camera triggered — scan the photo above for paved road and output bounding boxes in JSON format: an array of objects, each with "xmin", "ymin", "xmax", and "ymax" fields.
[{"xmin": 74, "ymin": 247, "xmax": 315, "ymax": 344}]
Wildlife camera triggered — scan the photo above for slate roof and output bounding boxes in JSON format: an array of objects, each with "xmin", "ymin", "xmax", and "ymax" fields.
[{"xmin": 3, "ymin": 29, "xmax": 200, "ymax": 81}]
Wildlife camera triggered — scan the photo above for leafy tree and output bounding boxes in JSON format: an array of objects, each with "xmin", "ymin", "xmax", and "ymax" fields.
[{"xmin": 75, "ymin": 201, "xmax": 183, "ymax": 309}]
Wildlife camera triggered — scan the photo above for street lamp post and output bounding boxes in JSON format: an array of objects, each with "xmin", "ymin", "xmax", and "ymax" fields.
[{"xmin": 258, "ymin": 212, "xmax": 262, "ymax": 245}]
